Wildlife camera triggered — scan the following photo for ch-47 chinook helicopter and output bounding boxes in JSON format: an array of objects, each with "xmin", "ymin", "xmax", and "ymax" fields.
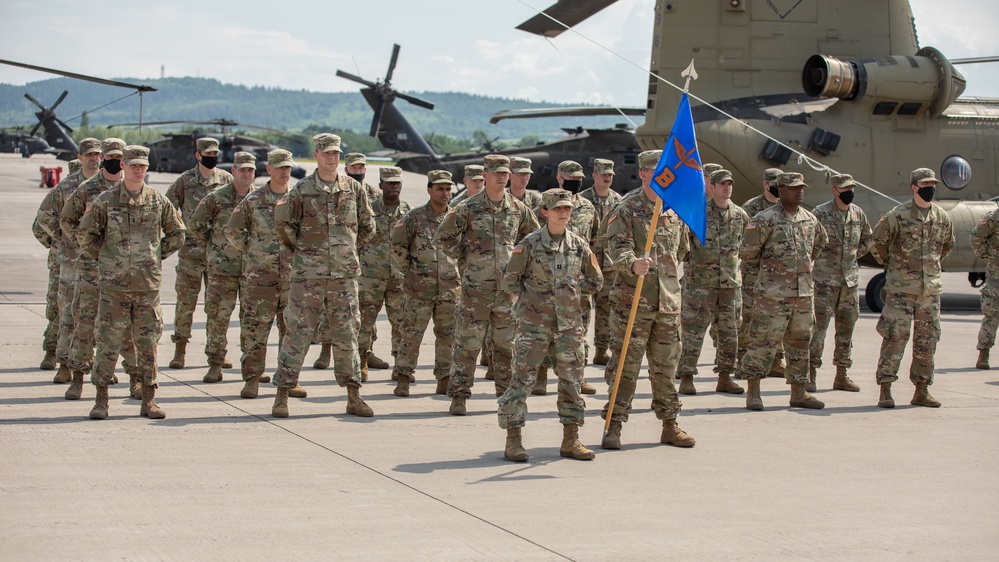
[{"xmin": 518, "ymin": 0, "xmax": 999, "ymax": 311}]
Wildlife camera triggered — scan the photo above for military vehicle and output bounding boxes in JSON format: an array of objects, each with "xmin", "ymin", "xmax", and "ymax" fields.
[
  {"xmin": 519, "ymin": 0, "xmax": 999, "ymax": 311},
  {"xmin": 0, "ymin": 128, "xmax": 54, "ymax": 157}
]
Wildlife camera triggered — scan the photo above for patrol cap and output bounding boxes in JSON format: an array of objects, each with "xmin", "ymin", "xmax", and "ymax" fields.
[
  {"xmin": 778, "ymin": 172, "xmax": 807, "ymax": 188},
  {"xmin": 831, "ymin": 173, "xmax": 857, "ymax": 189},
  {"xmin": 702, "ymin": 163, "xmax": 723, "ymax": 176},
  {"xmin": 541, "ymin": 188, "xmax": 575, "ymax": 209},
  {"xmin": 428, "ymin": 169, "xmax": 454, "ymax": 185},
  {"xmin": 763, "ymin": 168, "xmax": 782, "ymax": 183},
  {"xmin": 101, "ymin": 137, "xmax": 126, "ymax": 157},
  {"xmin": 483, "ymin": 154, "xmax": 511, "ymax": 173},
  {"xmin": 463, "ymin": 164, "xmax": 484, "ymax": 180},
  {"xmin": 233, "ymin": 151, "xmax": 256, "ymax": 169},
  {"xmin": 312, "ymin": 133, "xmax": 342, "ymax": 153},
  {"xmin": 344, "ymin": 152, "xmax": 366, "ymax": 166},
  {"xmin": 557, "ymin": 160, "xmax": 585, "ymax": 179},
  {"xmin": 267, "ymin": 149, "xmax": 294, "ymax": 168},
  {"xmin": 910, "ymin": 167, "xmax": 940, "ymax": 184},
  {"xmin": 638, "ymin": 150, "xmax": 662, "ymax": 169},
  {"xmin": 68, "ymin": 159, "xmax": 82, "ymax": 174},
  {"xmin": 710, "ymin": 169, "xmax": 733, "ymax": 184},
  {"xmin": 78, "ymin": 137, "xmax": 102, "ymax": 155},
  {"xmin": 379, "ymin": 166, "xmax": 403, "ymax": 182},
  {"xmin": 593, "ymin": 158, "xmax": 615, "ymax": 175},
  {"xmin": 196, "ymin": 137, "xmax": 220, "ymax": 154},
  {"xmin": 510, "ymin": 157, "xmax": 533, "ymax": 174},
  {"xmin": 123, "ymin": 145, "xmax": 150, "ymax": 166}
]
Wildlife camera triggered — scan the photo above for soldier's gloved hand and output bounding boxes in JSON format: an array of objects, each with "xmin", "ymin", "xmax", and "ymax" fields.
[{"xmin": 632, "ymin": 257, "xmax": 652, "ymax": 276}]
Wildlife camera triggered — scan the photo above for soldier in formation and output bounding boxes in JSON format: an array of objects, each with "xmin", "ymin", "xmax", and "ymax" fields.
[
  {"xmin": 971, "ymin": 205, "xmax": 999, "ymax": 370},
  {"xmin": 508, "ymin": 156, "xmax": 543, "ymax": 209},
  {"xmin": 578, "ymin": 158, "xmax": 622, "ymax": 366},
  {"xmin": 450, "ymin": 164, "xmax": 484, "ymax": 205}
]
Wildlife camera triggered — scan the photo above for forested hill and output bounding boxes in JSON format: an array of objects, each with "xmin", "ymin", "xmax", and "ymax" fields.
[{"xmin": 0, "ymin": 76, "xmax": 633, "ymax": 141}]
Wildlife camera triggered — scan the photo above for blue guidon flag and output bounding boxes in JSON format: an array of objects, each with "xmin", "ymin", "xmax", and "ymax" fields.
[{"xmin": 651, "ymin": 92, "xmax": 707, "ymax": 245}]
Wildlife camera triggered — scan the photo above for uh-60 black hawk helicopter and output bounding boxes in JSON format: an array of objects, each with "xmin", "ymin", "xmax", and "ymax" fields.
[
  {"xmin": 0, "ymin": 126, "xmax": 55, "ymax": 158},
  {"xmin": 336, "ymin": 44, "xmax": 646, "ymax": 194}
]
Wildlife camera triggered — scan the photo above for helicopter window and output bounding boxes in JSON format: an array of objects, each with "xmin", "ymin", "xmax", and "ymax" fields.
[
  {"xmin": 940, "ymin": 155, "xmax": 972, "ymax": 190},
  {"xmin": 897, "ymin": 102, "xmax": 922, "ymax": 116},
  {"xmin": 624, "ymin": 154, "xmax": 637, "ymax": 165},
  {"xmin": 872, "ymin": 102, "xmax": 897, "ymax": 115}
]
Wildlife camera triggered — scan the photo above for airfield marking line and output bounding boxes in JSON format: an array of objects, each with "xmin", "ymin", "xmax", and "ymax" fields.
[{"xmin": 158, "ymin": 371, "xmax": 576, "ymax": 561}]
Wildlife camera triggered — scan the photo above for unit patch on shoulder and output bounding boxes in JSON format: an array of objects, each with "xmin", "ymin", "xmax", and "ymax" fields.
[
  {"xmin": 512, "ymin": 244, "xmax": 523, "ymax": 254},
  {"xmin": 607, "ymin": 212, "xmax": 617, "ymax": 225},
  {"xmin": 746, "ymin": 222, "xmax": 757, "ymax": 230}
]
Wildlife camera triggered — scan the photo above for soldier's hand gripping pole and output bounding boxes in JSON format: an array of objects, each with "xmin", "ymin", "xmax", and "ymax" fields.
[{"xmin": 602, "ymin": 197, "xmax": 663, "ymax": 448}]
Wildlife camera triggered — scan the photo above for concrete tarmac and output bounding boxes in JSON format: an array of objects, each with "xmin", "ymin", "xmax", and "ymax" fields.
[{"xmin": 1, "ymin": 154, "xmax": 997, "ymax": 560}]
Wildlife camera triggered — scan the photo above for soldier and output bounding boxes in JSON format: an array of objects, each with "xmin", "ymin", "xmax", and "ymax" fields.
[
  {"xmin": 343, "ymin": 152, "xmax": 383, "ymax": 201},
  {"xmin": 870, "ymin": 168, "xmax": 955, "ymax": 408},
  {"xmin": 224, "ymin": 149, "xmax": 307, "ymax": 400},
  {"xmin": 533, "ymin": 160, "xmax": 598, "ymax": 396},
  {"xmin": 508, "ymin": 156, "xmax": 543, "ymax": 210},
  {"xmin": 972, "ymin": 206, "xmax": 999, "ymax": 370},
  {"xmin": 165, "ymin": 137, "xmax": 233, "ymax": 369},
  {"xmin": 579, "ymin": 158, "xmax": 623, "ymax": 366},
  {"xmin": 677, "ymin": 169, "xmax": 749, "ymax": 396},
  {"xmin": 78, "ymin": 145, "xmax": 185, "ymax": 419},
  {"xmin": 390, "ymin": 170, "xmax": 460, "ymax": 396},
  {"xmin": 35, "ymin": 138, "xmax": 102, "ymax": 383},
  {"xmin": 499, "ymin": 189, "xmax": 603, "ymax": 462},
  {"xmin": 434, "ymin": 154, "xmax": 539, "ymax": 415},
  {"xmin": 737, "ymin": 172, "xmax": 829, "ymax": 411},
  {"xmin": 809, "ymin": 174, "xmax": 872, "ymax": 392},
  {"xmin": 450, "ymin": 164, "xmax": 484, "ymax": 205},
  {"xmin": 358, "ymin": 167, "xmax": 411, "ymax": 378},
  {"xmin": 189, "ymin": 151, "xmax": 257, "ymax": 383},
  {"xmin": 271, "ymin": 133, "xmax": 376, "ymax": 418},
  {"xmin": 701, "ymin": 163, "xmax": 722, "ymax": 199},
  {"xmin": 601, "ymin": 150, "xmax": 694, "ymax": 450}
]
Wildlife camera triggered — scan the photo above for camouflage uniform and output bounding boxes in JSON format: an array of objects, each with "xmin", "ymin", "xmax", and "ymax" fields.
[
  {"xmin": 511, "ymin": 189, "xmax": 543, "ymax": 212},
  {"xmin": 972, "ymin": 207, "xmax": 999, "ymax": 352},
  {"xmin": 738, "ymin": 191, "xmax": 781, "ymax": 365},
  {"xmin": 31, "ymin": 215, "xmax": 59, "ymax": 357},
  {"xmin": 579, "ymin": 181, "xmax": 622, "ymax": 353}
]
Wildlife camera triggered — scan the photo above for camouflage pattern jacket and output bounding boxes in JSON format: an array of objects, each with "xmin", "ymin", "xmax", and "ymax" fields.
[
  {"xmin": 274, "ymin": 170, "xmax": 375, "ymax": 280},
  {"xmin": 685, "ymin": 199, "xmax": 750, "ymax": 289},
  {"xmin": 35, "ymin": 170, "xmax": 86, "ymax": 263},
  {"xmin": 391, "ymin": 203, "xmax": 460, "ymax": 302},
  {"xmin": 971, "ymin": 207, "xmax": 999, "ymax": 280},
  {"xmin": 535, "ymin": 194, "xmax": 598, "ymax": 246},
  {"xmin": 434, "ymin": 191, "xmax": 539, "ymax": 297},
  {"xmin": 511, "ymin": 189, "xmax": 543, "ymax": 217},
  {"xmin": 579, "ymin": 187, "xmax": 623, "ymax": 262},
  {"xmin": 360, "ymin": 197, "xmax": 411, "ymax": 280},
  {"xmin": 503, "ymin": 227, "xmax": 603, "ymax": 332},
  {"xmin": 812, "ymin": 200, "xmax": 873, "ymax": 288},
  {"xmin": 224, "ymin": 182, "xmax": 292, "ymax": 286},
  {"xmin": 61, "ymin": 173, "xmax": 121, "ymax": 280},
  {"xmin": 189, "ymin": 184, "xmax": 254, "ymax": 277},
  {"xmin": 606, "ymin": 189, "xmax": 690, "ymax": 314},
  {"xmin": 741, "ymin": 193, "xmax": 776, "ymax": 220},
  {"xmin": 870, "ymin": 200, "xmax": 955, "ymax": 296},
  {"xmin": 741, "ymin": 204, "xmax": 829, "ymax": 299},
  {"xmin": 166, "ymin": 166, "xmax": 233, "ymax": 262},
  {"xmin": 78, "ymin": 184, "xmax": 186, "ymax": 292}
]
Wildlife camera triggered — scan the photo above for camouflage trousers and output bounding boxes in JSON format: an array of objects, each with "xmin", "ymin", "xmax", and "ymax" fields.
[
  {"xmin": 358, "ymin": 275, "xmax": 404, "ymax": 356},
  {"xmin": 679, "ymin": 286, "xmax": 741, "ymax": 376},
  {"xmin": 809, "ymin": 282, "xmax": 860, "ymax": 371},
  {"xmin": 592, "ymin": 270, "xmax": 617, "ymax": 349},
  {"xmin": 55, "ymin": 262, "xmax": 77, "ymax": 363},
  {"xmin": 42, "ymin": 255, "xmax": 59, "ymax": 352},
  {"xmin": 68, "ymin": 272, "xmax": 138, "ymax": 374},
  {"xmin": 876, "ymin": 291, "xmax": 941, "ymax": 385},
  {"xmin": 274, "ymin": 277, "xmax": 361, "ymax": 389},
  {"xmin": 172, "ymin": 254, "xmax": 207, "ymax": 343},
  {"xmin": 91, "ymin": 290, "xmax": 162, "ymax": 388},
  {"xmin": 393, "ymin": 297, "xmax": 456, "ymax": 382},
  {"xmin": 447, "ymin": 290, "xmax": 515, "ymax": 398},
  {"xmin": 204, "ymin": 273, "xmax": 244, "ymax": 365},
  {"xmin": 738, "ymin": 287, "xmax": 784, "ymax": 370},
  {"xmin": 601, "ymin": 310, "xmax": 682, "ymax": 423},
  {"xmin": 543, "ymin": 298, "xmax": 590, "ymax": 369},
  {"xmin": 737, "ymin": 295, "xmax": 812, "ymax": 385},
  {"xmin": 240, "ymin": 279, "xmax": 288, "ymax": 380},
  {"xmin": 977, "ymin": 279, "xmax": 999, "ymax": 350},
  {"xmin": 499, "ymin": 320, "xmax": 586, "ymax": 429}
]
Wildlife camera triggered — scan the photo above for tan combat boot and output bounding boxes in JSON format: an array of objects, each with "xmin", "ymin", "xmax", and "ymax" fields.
[
  {"xmin": 661, "ymin": 419, "xmax": 696, "ymax": 448},
  {"xmin": 128, "ymin": 374, "xmax": 142, "ymax": 400},
  {"xmin": 601, "ymin": 420, "xmax": 623, "ymax": 450},
  {"xmin": 805, "ymin": 367, "xmax": 818, "ymax": 392},
  {"xmin": 976, "ymin": 348, "xmax": 990, "ymax": 370},
  {"xmin": 560, "ymin": 425, "xmax": 595, "ymax": 460},
  {"xmin": 89, "ymin": 385, "xmax": 109, "ymax": 420},
  {"xmin": 878, "ymin": 382, "xmax": 895, "ymax": 408},
  {"xmin": 833, "ymin": 366, "xmax": 860, "ymax": 392},
  {"xmin": 435, "ymin": 376, "xmax": 449, "ymax": 395},
  {"xmin": 65, "ymin": 370, "xmax": 85, "ymax": 400},
  {"xmin": 504, "ymin": 427, "xmax": 529, "ymax": 462},
  {"xmin": 169, "ymin": 338, "xmax": 187, "ymax": 369},
  {"xmin": 221, "ymin": 359, "xmax": 233, "ymax": 369},
  {"xmin": 910, "ymin": 382, "xmax": 941, "ymax": 408},
  {"xmin": 678, "ymin": 375, "xmax": 697, "ymax": 395},
  {"xmin": 394, "ymin": 376, "xmax": 410, "ymax": 397},
  {"xmin": 367, "ymin": 352, "xmax": 390, "ymax": 370},
  {"xmin": 580, "ymin": 379, "xmax": 597, "ymax": 394},
  {"xmin": 449, "ymin": 395, "xmax": 467, "ymax": 416},
  {"xmin": 53, "ymin": 363, "xmax": 71, "ymax": 384},
  {"xmin": 40, "ymin": 350, "xmax": 57, "ymax": 370},
  {"xmin": 313, "ymin": 343, "xmax": 331, "ymax": 370},
  {"xmin": 346, "ymin": 385, "xmax": 374, "ymax": 417},
  {"xmin": 240, "ymin": 376, "xmax": 260, "ymax": 399},
  {"xmin": 272, "ymin": 387, "xmax": 290, "ymax": 418},
  {"xmin": 745, "ymin": 377, "xmax": 764, "ymax": 411},
  {"xmin": 715, "ymin": 372, "xmax": 744, "ymax": 394},
  {"xmin": 790, "ymin": 383, "xmax": 825, "ymax": 409},
  {"xmin": 289, "ymin": 384, "xmax": 308, "ymax": 398},
  {"xmin": 202, "ymin": 363, "xmax": 223, "ymax": 383},
  {"xmin": 532, "ymin": 365, "xmax": 547, "ymax": 395},
  {"xmin": 140, "ymin": 384, "xmax": 167, "ymax": 419},
  {"xmin": 592, "ymin": 347, "xmax": 610, "ymax": 366}
]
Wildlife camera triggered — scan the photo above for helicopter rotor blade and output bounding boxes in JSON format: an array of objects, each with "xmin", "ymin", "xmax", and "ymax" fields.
[
  {"xmin": 23, "ymin": 92, "xmax": 45, "ymax": 111},
  {"xmin": 55, "ymin": 118, "xmax": 74, "ymax": 134},
  {"xmin": 336, "ymin": 69, "xmax": 378, "ymax": 89},
  {"xmin": 370, "ymin": 97, "xmax": 387, "ymax": 137},
  {"xmin": 951, "ymin": 56, "xmax": 999, "ymax": 65},
  {"xmin": 51, "ymin": 91, "xmax": 69, "ymax": 111},
  {"xmin": 29, "ymin": 123, "xmax": 42, "ymax": 137},
  {"xmin": 0, "ymin": 58, "xmax": 157, "ymax": 92},
  {"xmin": 384, "ymin": 44, "xmax": 401, "ymax": 84},
  {"xmin": 396, "ymin": 92, "xmax": 435, "ymax": 110}
]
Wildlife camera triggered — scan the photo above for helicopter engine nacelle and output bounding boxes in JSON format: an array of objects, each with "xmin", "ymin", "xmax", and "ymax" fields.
[{"xmin": 802, "ymin": 47, "xmax": 966, "ymax": 118}]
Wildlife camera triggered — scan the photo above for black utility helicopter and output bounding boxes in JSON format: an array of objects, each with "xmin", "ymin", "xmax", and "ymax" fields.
[{"xmin": 0, "ymin": 126, "xmax": 54, "ymax": 158}]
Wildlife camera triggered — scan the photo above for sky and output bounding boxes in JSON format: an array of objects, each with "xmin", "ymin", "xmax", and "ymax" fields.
[{"xmin": 1, "ymin": 0, "xmax": 998, "ymax": 105}]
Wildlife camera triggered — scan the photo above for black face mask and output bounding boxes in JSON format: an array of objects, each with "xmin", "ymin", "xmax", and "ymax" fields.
[
  {"xmin": 347, "ymin": 172, "xmax": 365, "ymax": 183},
  {"xmin": 562, "ymin": 179, "xmax": 582, "ymax": 193},
  {"xmin": 917, "ymin": 185, "xmax": 936, "ymax": 202},
  {"xmin": 102, "ymin": 159, "xmax": 122, "ymax": 174},
  {"xmin": 768, "ymin": 184, "xmax": 779, "ymax": 198},
  {"xmin": 200, "ymin": 155, "xmax": 219, "ymax": 169},
  {"xmin": 837, "ymin": 190, "xmax": 855, "ymax": 205}
]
